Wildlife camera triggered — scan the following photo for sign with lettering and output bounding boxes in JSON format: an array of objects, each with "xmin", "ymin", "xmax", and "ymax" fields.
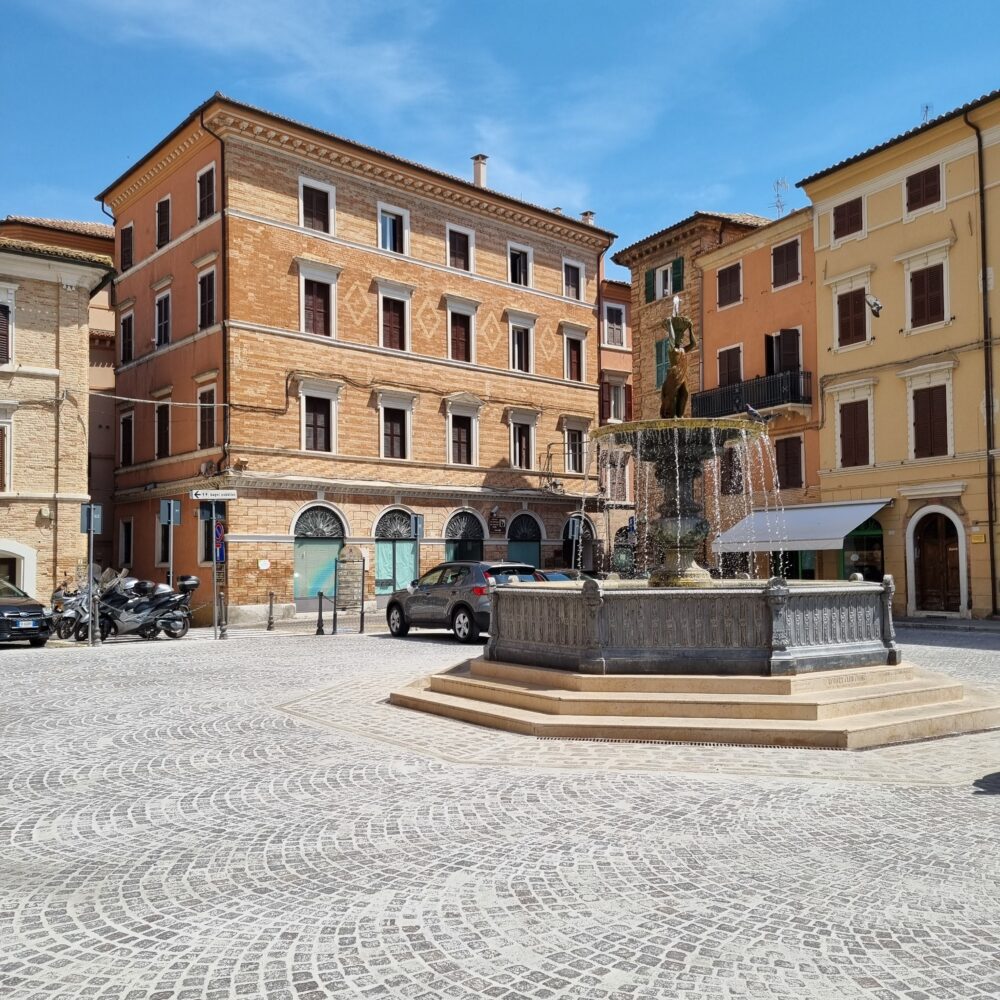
[
  {"xmin": 191, "ymin": 489, "xmax": 238, "ymax": 501},
  {"xmin": 488, "ymin": 515, "xmax": 506, "ymax": 534}
]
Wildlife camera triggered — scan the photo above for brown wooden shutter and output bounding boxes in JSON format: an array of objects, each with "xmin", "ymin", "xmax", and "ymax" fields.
[
  {"xmin": 0, "ymin": 425, "xmax": 6, "ymax": 490},
  {"xmin": 305, "ymin": 280, "xmax": 330, "ymax": 336},
  {"xmin": 383, "ymin": 298, "xmax": 404, "ymax": 349},
  {"xmin": 644, "ymin": 269, "xmax": 655, "ymax": 303},
  {"xmin": 775, "ymin": 438, "xmax": 803, "ymax": 489},
  {"xmin": 600, "ymin": 378, "xmax": 611, "ymax": 422},
  {"xmin": 451, "ymin": 313, "xmax": 471, "ymax": 361},
  {"xmin": 838, "ymin": 289, "xmax": 866, "ymax": 346},
  {"xmin": 0, "ymin": 305, "xmax": 9, "ymax": 365},
  {"xmin": 718, "ymin": 347, "xmax": 741, "ymax": 387},
  {"xmin": 840, "ymin": 400, "xmax": 869, "ymax": 466},
  {"xmin": 156, "ymin": 199, "xmax": 170, "ymax": 247},
  {"xmin": 914, "ymin": 385, "xmax": 948, "ymax": 458},
  {"xmin": 567, "ymin": 339, "xmax": 582, "ymax": 381},
  {"xmin": 120, "ymin": 227, "xmax": 133, "ymax": 271},
  {"xmin": 778, "ymin": 329, "xmax": 800, "ymax": 371},
  {"xmin": 926, "ymin": 264, "xmax": 944, "ymax": 324},
  {"xmin": 624, "ymin": 383, "xmax": 633, "ymax": 421},
  {"xmin": 449, "ymin": 230, "xmax": 469, "ymax": 269}
]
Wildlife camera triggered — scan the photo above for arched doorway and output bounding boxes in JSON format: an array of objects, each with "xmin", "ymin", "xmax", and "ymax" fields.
[
  {"xmin": 562, "ymin": 515, "xmax": 595, "ymax": 572},
  {"xmin": 293, "ymin": 506, "xmax": 345, "ymax": 611},
  {"xmin": 914, "ymin": 512, "xmax": 961, "ymax": 612},
  {"xmin": 445, "ymin": 510, "xmax": 485, "ymax": 562},
  {"xmin": 507, "ymin": 513, "xmax": 542, "ymax": 568},
  {"xmin": 374, "ymin": 508, "xmax": 419, "ymax": 601}
]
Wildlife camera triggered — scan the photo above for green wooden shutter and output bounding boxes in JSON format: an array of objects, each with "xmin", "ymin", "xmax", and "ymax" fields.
[
  {"xmin": 655, "ymin": 337, "xmax": 670, "ymax": 388},
  {"xmin": 644, "ymin": 269, "xmax": 655, "ymax": 303},
  {"xmin": 671, "ymin": 256, "xmax": 684, "ymax": 293}
]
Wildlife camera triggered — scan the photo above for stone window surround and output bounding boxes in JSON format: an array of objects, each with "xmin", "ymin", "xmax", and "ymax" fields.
[
  {"xmin": 561, "ymin": 416, "xmax": 589, "ymax": 475},
  {"xmin": 196, "ymin": 383, "xmax": 218, "ymax": 450},
  {"xmin": 0, "ymin": 282, "xmax": 17, "ymax": 368},
  {"xmin": 897, "ymin": 360, "xmax": 955, "ymax": 461},
  {"xmin": 444, "ymin": 293, "xmax": 479, "ymax": 364},
  {"xmin": 602, "ymin": 300, "xmax": 628, "ymax": 348},
  {"xmin": 829, "ymin": 378, "xmax": 876, "ymax": 471},
  {"xmin": 0, "ymin": 402, "xmax": 14, "ymax": 492},
  {"xmin": 298, "ymin": 175, "xmax": 337, "ymax": 234},
  {"xmin": 297, "ymin": 259, "xmax": 342, "ymax": 339},
  {"xmin": 895, "ymin": 238, "xmax": 952, "ymax": 336},
  {"xmin": 561, "ymin": 322, "xmax": 587, "ymax": 382},
  {"xmin": 771, "ymin": 236, "xmax": 802, "ymax": 291},
  {"xmin": 445, "ymin": 222, "xmax": 476, "ymax": 272},
  {"xmin": 376, "ymin": 388, "xmax": 416, "ymax": 461},
  {"xmin": 826, "ymin": 265, "xmax": 873, "ymax": 354},
  {"xmin": 561, "ymin": 257, "xmax": 586, "ymax": 300},
  {"xmin": 375, "ymin": 277, "xmax": 414, "ymax": 351},
  {"xmin": 196, "ymin": 161, "xmax": 217, "ymax": 221},
  {"xmin": 507, "ymin": 240, "xmax": 534, "ymax": 287},
  {"xmin": 197, "ymin": 265, "xmax": 216, "ymax": 331},
  {"xmin": 508, "ymin": 406, "xmax": 539, "ymax": 471},
  {"xmin": 902, "ymin": 162, "xmax": 945, "ymax": 223},
  {"xmin": 377, "ymin": 201, "xmax": 411, "ymax": 255},
  {"xmin": 444, "ymin": 393, "xmax": 483, "ymax": 467},
  {"xmin": 830, "ymin": 195, "xmax": 866, "ymax": 249},
  {"xmin": 298, "ymin": 378, "xmax": 343, "ymax": 454},
  {"xmin": 507, "ymin": 309, "xmax": 536, "ymax": 374},
  {"xmin": 154, "ymin": 288, "xmax": 171, "ymax": 348}
]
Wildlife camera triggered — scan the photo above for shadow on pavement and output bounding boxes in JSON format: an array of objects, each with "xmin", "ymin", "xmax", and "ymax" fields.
[{"xmin": 972, "ymin": 772, "xmax": 1000, "ymax": 795}]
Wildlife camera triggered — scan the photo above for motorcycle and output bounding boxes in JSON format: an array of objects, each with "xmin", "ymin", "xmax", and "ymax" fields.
[{"xmin": 89, "ymin": 574, "xmax": 199, "ymax": 641}]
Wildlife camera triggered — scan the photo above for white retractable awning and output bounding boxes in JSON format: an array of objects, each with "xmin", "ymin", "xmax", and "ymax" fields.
[{"xmin": 712, "ymin": 500, "xmax": 890, "ymax": 553}]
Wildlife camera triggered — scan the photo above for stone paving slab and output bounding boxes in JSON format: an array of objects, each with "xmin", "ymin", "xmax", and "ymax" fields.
[{"xmin": 0, "ymin": 626, "xmax": 998, "ymax": 999}]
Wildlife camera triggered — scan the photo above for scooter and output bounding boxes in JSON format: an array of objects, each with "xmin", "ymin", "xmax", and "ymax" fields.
[{"xmin": 93, "ymin": 575, "xmax": 199, "ymax": 641}]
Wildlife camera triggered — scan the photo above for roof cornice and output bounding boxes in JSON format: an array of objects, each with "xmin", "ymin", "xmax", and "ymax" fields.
[{"xmin": 612, "ymin": 212, "xmax": 768, "ymax": 268}]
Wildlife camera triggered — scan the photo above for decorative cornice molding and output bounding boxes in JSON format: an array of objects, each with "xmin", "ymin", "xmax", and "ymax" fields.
[{"xmin": 107, "ymin": 128, "xmax": 207, "ymax": 213}]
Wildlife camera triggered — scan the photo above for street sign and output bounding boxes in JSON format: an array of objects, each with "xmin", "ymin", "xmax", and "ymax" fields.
[
  {"xmin": 214, "ymin": 522, "xmax": 225, "ymax": 543},
  {"xmin": 488, "ymin": 515, "xmax": 506, "ymax": 533},
  {"xmin": 199, "ymin": 501, "xmax": 226, "ymax": 520},
  {"xmin": 80, "ymin": 504, "xmax": 103, "ymax": 534},
  {"xmin": 628, "ymin": 515, "xmax": 636, "ymax": 532},
  {"xmin": 215, "ymin": 543, "xmax": 226, "ymax": 564},
  {"xmin": 159, "ymin": 499, "xmax": 182, "ymax": 525},
  {"xmin": 190, "ymin": 489, "xmax": 238, "ymax": 501},
  {"xmin": 410, "ymin": 514, "xmax": 425, "ymax": 538}
]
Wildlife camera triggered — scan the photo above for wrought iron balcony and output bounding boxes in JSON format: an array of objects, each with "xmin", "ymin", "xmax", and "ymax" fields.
[{"xmin": 691, "ymin": 369, "xmax": 813, "ymax": 419}]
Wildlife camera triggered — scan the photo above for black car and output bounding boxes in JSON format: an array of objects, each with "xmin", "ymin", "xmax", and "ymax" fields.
[{"xmin": 0, "ymin": 579, "xmax": 52, "ymax": 647}]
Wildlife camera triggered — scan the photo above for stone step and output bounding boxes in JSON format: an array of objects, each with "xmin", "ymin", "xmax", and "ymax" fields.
[
  {"xmin": 388, "ymin": 684, "xmax": 1000, "ymax": 750},
  {"xmin": 429, "ymin": 668, "xmax": 964, "ymax": 721}
]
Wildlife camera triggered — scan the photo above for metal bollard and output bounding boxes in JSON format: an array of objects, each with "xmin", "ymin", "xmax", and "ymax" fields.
[
  {"xmin": 266, "ymin": 591, "xmax": 275, "ymax": 631},
  {"xmin": 331, "ymin": 597, "xmax": 338, "ymax": 636},
  {"xmin": 219, "ymin": 590, "xmax": 228, "ymax": 640},
  {"xmin": 315, "ymin": 591, "xmax": 325, "ymax": 636}
]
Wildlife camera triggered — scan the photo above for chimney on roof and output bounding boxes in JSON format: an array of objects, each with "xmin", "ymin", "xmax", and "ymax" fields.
[
  {"xmin": 581, "ymin": 210, "xmax": 595, "ymax": 226},
  {"xmin": 472, "ymin": 154, "xmax": 488, "ymax": 188},
  {"xmin": 553, "ymin": 207, "xmax": 563, "ymax": 215}
]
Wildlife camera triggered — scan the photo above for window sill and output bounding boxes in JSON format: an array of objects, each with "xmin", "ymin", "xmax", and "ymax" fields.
[
  {"xmin": 771, "ymin": 276, "xmax": 803, "ymax": 292},
  {"xmin": 903, "ymin": 320, "xmax": 949, "ymax": 336},
  {"xmin": 830, "ymin": 231, "xmax": 865, "ymax": 250},
  {"xmin": 903, "ymin": 201, "xmax": 945, "ymax": 224},
  {"xmin": 837, "ymin": 463, "xmax": 875, "ymax": 472},
  {"xmin": 601, "ymin": 342, "xmax": 630, "ymax": 353},
  {"xmin": 716, "ymin": 299, "xmax": 742, "ymax": 312},
  {"xmin": 832, "ymin": 339, "xmax": 871, "ymax": 354}
]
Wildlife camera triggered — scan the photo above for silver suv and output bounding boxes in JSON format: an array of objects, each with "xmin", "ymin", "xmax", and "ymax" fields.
[{"xmin": 385, "ymin": 561, "xmax": 535, "ymax": 643}]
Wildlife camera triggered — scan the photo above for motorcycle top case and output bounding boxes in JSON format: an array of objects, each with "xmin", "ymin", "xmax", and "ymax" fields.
[{"xmin": 177, "ymin": 575, "xmax": 200, "ymax": 593}]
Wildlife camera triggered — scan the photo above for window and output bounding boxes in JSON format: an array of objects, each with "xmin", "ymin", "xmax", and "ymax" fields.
[
  {"xmin": 600, "ymin": 376, "xmax": 632, "ymax": 423},
  {"xmin": 508, "ymin": 243, "xmax": 532, "ymax": 286},
  {"xmin": 833, "ymin": 197, "xmax": 863, "ymax": 241},
  {"xmin": 0, "ymin": 418, "xmax": 9, "ymax": 492},
  {"xmin": 836, "ymin": 287, "xmax": 867, "ymax": 348},
  {"xmin": 155, "ymin": 402, "xmax": 170, "ymax": 459},
  {"xmin": 304, "ymin": 396, "xmax": 332, "ymax": 452},
  {"xmin": 447, "ymin": 225, "xmax": 473, "ymax": 271},
  {"xmin": 378, "ymin": 203, "xmax": 409, "ymax": 254},
  {"xmin": 717, "ymin": 263, "xmax": 741, "ymax": 307},
  {"xmin": 565, "ymin": 335, "xmax": 584, "ymax": 382},
  {"xmin": 383, "ymin": 407, "xmax": 406, "ymax": 459},
  {"xmin": 199, "ymin": 502, "xmax": 225, "ymax": 564},
  {"xmin": 563, "ymin": 260, "xmax": 583, "ymax": 300},
  {"xmin": 120, "ymin": 411, "xmax": 134, "ymax": 467},
  {"xmin": 775, "ymin": 437, "xmax": 803, "ymax": 489},
  {"xmin": 198, "ymin": 386, "xmax": 216, "ymax": 449},
  {"xmin": 772, "ymin": 239, "xmax": 800, "ymax": 287},
  {"xmin": 910, "ymin": 263, "xmax": 945, "ymax": 328},
  {"xmin": 304, "ymin": 279, "xmax": 331, "ymax": 337},
  {"xmin": 912, "ymin": 385, "xmax": 948, "ymax": 458},
  {"xmin": 766, "ymin": 328, "xmax": 801, "ymax": 375},
  {"xmin": 565, "ymin": 427, "xmax": 585, "ymax": 474},
  {"xmin": 839, "ymin": 399, "xmax": 870, "ymax": 468},
  {"xmin": 720, "ymin": 448, "xmax": 742, "ymax": 495},
  {"xmin": 156, "ymin": 517, "xmax": 170, "ymax": 565},
  {"xmin": 655, "ymin": 337, "xmax": 670, "ymax": 388},
  {"xmin": 197, "ymin": 165, "xmax": 215, "ymax": 222},
  {"xmin": 906, "ymin": 165, "xmax": 941, "ymax": 214},
  {"xmin": 120, "ymin": 312, "xmax": 134, "ymax": 364},
  {"xmin": 0, "ymin": 287, "xmax": 13, "ymax": 366},
  {"xmin": 510, "ymin": 324, "xmax": 532, "ymax": 373},
  {"xmin": 119, "ymin": 519, "xmax": 133, "ymax": 567},
  {"xmin": 155, "ymin": 197, "xmax": 171, "ymax": 248},
  {"xmin": 604, "ymin": 304, "xmax": 626, "ymax": 347},
  {"xmin": 120, "ymin": 224, "xmax": 134, "ymax": 271},
  {"xmin": 451, "ymin": 414, "xmax": 473, "ymax": 464},
  {"xmin": 300, "ymin": 179, "xmax": 336, "ymax": 234},
  {"xmin": 512, "ymin": 421, "xmax": 533, "ymax": 469},
  {"xmin": 198, "ymin": 269, "xmax": 215, "ymax": 330},
  {"xmin": 446, "ymin": 296, "xmax": 478, "ymax": 363},
  {"xmin": 382, "ymin": 297, "xmax": 406, "ymax": 350},
  {"xmin": 718, "ymin": 346, "xmax": 742, "ymax": 387},
  {"xmin": 645, "ymin": 257, "xmax": 685, "ymax": 302},
  {"xmin": 155, "ymin": 292, "xmax": 171, "ymax": 347}
]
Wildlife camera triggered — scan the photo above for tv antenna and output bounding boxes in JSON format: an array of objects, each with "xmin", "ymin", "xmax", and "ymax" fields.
[
  {"xmin": 921, "ymin": 103, "xmax": 933, "ymax": 123},
  {"xmin": 772, "ymin": 177, "xmax": 789, "ymax": 217}
]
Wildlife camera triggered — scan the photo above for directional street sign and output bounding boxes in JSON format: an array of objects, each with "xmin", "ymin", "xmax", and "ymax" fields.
[
  {"xmin": 159, "ymin": 499, "xmax": 182, "ymax": 525},
  {"xmin": 80, "ymin": 504, "xmax": 103, "ymax": 534},
  {"xmin": 190, "ymin": 489, "xmax": 238, "ymax": 501}
]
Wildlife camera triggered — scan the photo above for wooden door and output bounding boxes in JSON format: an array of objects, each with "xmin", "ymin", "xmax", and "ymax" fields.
[{"xmin": 915, "ymin": 513, "xmax": 960, "ymax": 612}]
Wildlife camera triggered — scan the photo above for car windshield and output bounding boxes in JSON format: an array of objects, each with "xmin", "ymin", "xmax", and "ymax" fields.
[
  {"xmin": 0, "ymin": 579, "xmax": 30, "ymax": 600},
  {"xmin": 485, "ymin": 565, "xmax": 535, "ymax": 584}
]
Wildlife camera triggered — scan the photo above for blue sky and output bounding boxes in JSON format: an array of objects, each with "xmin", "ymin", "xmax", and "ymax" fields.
[{"xmin": 4, "ymin": 0, "xmax": 999, "ymax": 278}]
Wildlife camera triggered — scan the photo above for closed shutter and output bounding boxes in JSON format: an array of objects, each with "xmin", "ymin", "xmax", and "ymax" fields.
[
  {"xmin": 452, "ymin": 415, "xmax": 471, "ymax": 464},
  {"xmin": 644, "ymin": 269, "xmax": 655, "ymax": 303},
  {"xmin": 303, "ymin": 187, "xmax": 329, "ymax": 232},
  {"xmin": 451, "ymin": 312, "xmax": 471, "ymax": 361},
  {"xmin": 772, "ymin": 241, "xmax": 799, "ymax": 286},
  {"xmin": 156, "ymin": 405, "xmax": 170, "ymax": 459},
  {"xmin": 382, "ymin": 298, "xmax": 405, "ymax": 349},
  {"xmin": 156, "ymin": 200, "xmax": 170, "ymax": 247},
  {"xmin": 833, "ymin": 198, "xmax": 863, "ymax": 240},
  {"xmin": 775, "ymin": 438, "xmax": 803, "ymax": 489},
  {"xmin": 199, "ymin": 389, "xmax": 215, "ymax": 448},
  {"xmin": 121, "ymin": 415, "xmax": 133, "ymax": 466},
  {"xmin": 449, "ymin": 230, "xmax": 469, "ymax": 270},
  {"xmin": 120, "ymin": 227, "xmax": 133, "ymax": 271},
  {"xmin": 910, "ymin": 265, "xmax": 945, "ymax": 327},
  {"xmin": 567, "ymin": 338, "xmax": 582, "ymax": 381},
  {"xmin": 600, "ymin": 379, "xmax": 611, "ymax": 422},
  {"xmin": 0, "ymin": 305, "xmax": 9, "ymax": 365},
  {"xmin": 655, "ymin": 337, "xmax": 670, "ymax": 388},
  {"xmin": 837, "ymin": 289, "xmax": 866, "ymax": 346},
  {"xmin": 384, "ymin": 408, "xmax": 405, "ymax": 458},
  {"xmin": 913, "ymin": 385, "xmax": 948, "ymax": 458},
  {"xmin": 840, "ymin": 400, "xmax": 869, "ymax": 467},
  {"xmin": 778, "ymin": 328, "xmax": 800, "ymax": 371},
  {"xmin": 304, "ymin": 280, "xmax": 330, "ymax": 336},
  {"xmin": 0, "ymin": 425, "xmax": 6, "ymax": 491},
  {"xmin": 718, "ymin": 347, "xmax": 741, "ymax": 387},
  {"xmin": 305, "ymin": 397, "xmax": 330, "ymax": 451},
  {"xmin": 624, "ymin": 383, "xmax": 633, "ymax": 421},
  {"xmin": 671, "ymin": 256, "xmax": 684, "ymax": 293}
]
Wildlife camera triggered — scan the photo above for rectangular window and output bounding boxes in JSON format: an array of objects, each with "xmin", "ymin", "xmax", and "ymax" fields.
[
  {"xmin": 910, "ymin": 263, "xmax": 945, "ymax": 328},
  {"xmin": 383, "ymin": 407, "xmax": 406, "ymax": 459},
  {"xmin": 566, "ymin": 337, "xmax": 583, "ymax": 381},
  {"xmin": 565, "ymin": 428, "xmax": 584, "ymax": 473},
  {"xmin": 155, "ymin": 402, "xmax": 170, "ymax": 459},
  {"xmin": 304, "ymin": 279, "xmax": 331, "ymax": 337},
  {"xmin": 512, "ymin": 422, "xmax": 532, "ymax": 469},
  {"xmin": 120, "ymin": 412, "xmax": 134, "ymax": 466},
  {"xmin": 772, "ymin": 239, "xmax": 800, "ymax": 287},
  {"xmin": 600, "ymin": 380, "xmax": 631, "ymax": 423},
  {"xmin": 451, "ymin": 414, "xmax": 472, "ymax": 465},
  {"xmin": 120, "ymin": 313, "xmax": 134, "ymax": 364},
  {"xmin": 0, "ymin": 423, "xmax": 7, "ymax": 491},
  {"xmin": 833, "ymin": 197, "xmax": 863, "ymax": 240},
  {"xmin": 0, "ymin": 304, "xmax": 8, "ymax": 366},
  {"xmin": 450, "ymin": 312, "xmax": 472, "ymax": 362},
  {"xmin": 836, "ymin": 288, "xmax": 867, "ymax": 347},
  {"xmin": 198, "ymin": 387, "xmax": 216, "ymax": 449},
  {"xmin": 155, "ymin": 198, "xmax": 170, "ymax": 248},
  {"xmin": 604, "ymin": 305, "xmax": 625, "ymax": 347},
  {"xmin": 563, "ymin": 262, "xmax": 581, "ymax": 300},
  {"xmin": 448, "ymin": 228, "xmax": 471, "ymax": 270},
  {"xmin": 720, "ymin": 448, "xmax": 742, "ymax": 495},
  {"xmin": 379, "ymin": 209, "xmax": 405, "ymax": 253},
  {"xmin": 302, "ymin": 185, "xmax": 330, "ymax": 233},
  {"xmin": 655, "ymin": 337, "xmax": 670, "ymax": 388},
  {"xmin": 906, "ymin": 165, "xmax": 941, "ymax": 213},
  {"xmin": 155, "ymin": 293, "xmax": 171, "ymax": 347},
  {"xmin": 120, "ymin": 519, "xmax": 133, "ymax": 567},
  {"xmin": 718, "ymin": 346, "xmax": 742, "ymax": 387},
  {"xmin": 839, "ymin": 399, "xmax": 870, "ymax": 467},
  {"xmin": 775, "ymin": 437, "xmax": 803, "ymax": 489},
  {"xmin": 199, "ymin": 503, "xmax": 223, "ymax": 563},
  {"xmin": 197, "ymin": 166, "xmax": 215, "ymax": 221},
  {"xmin": 766, "ymin": 328, "xmax": 800, "ymax": 375},
  {"xmin": 913, "ymin": 384, "xmax": 948, "ymax": 458},
  {"xmin": 120, "ymin": 225, "xmax": 134, "ymax": 271},
  {"xmin": 511, "ymin": 326, "xmax": 531, "ymax": 372},
  {"xmin": 509, "ymin": 246, "xmax": 530, "ymax": 286},
  {"xmin": 717, "ymin": 263, "xmax": 741, "ymax": 307},
  {"xmin": 198, "ymin": 270, "xmax": 215, "ymax": 330},
  {"xmin": 157, "ymin": 519, "xmax": 170, "ymax": 565},
  {"xmin": 304, "ymin": 396, "xmax": 332, "ymax": 452},
  {"xmin": 382, "ymin": 297, "xmax": 406, "ymax": 350}
]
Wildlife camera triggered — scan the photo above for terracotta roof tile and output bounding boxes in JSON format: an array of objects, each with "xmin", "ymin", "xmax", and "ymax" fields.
[
  {"xmin": 0, "ymin": 237, "xmax": 113, "ymax": 268},
  {"xmin": 612, "ymin": 211, "xmax": 771, "ymax": 265},
  {"xmin": 4, "ymin": 216, "xmax": 114, "ymax": 239}
]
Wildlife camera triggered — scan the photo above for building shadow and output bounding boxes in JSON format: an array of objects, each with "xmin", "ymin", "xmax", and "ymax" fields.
[{"xmin": 972, "ymin": 772, "xmax": 1000, "ymax": 795}]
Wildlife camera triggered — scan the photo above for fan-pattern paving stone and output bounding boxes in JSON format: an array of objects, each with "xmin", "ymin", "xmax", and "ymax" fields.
[{"xmin": 0, "ymin": 626, "xmax": 998, "ymax": 999}]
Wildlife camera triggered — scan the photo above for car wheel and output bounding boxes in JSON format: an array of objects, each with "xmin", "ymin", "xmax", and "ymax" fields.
[
  {"xmin": 56, "ymin": 618, "xmax": 75, "ymax": 640},
  {"xmin": 387, "ymin": 604, "xmax": 409, "ymax": 637},
  {"xmin": 28, "ymin": 637, "xmax": 48, "ymax": 648},
  {"xmin": 162, "ymin": 619, "xmax": 189, "ymax": 640},
  {"xmin": 452, "ymin": 606, "xmax": 479, "ymax": 644}
]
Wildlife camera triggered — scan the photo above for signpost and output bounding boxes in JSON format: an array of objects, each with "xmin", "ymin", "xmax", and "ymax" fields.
[
  {"xmin": 80, "ymin": 504, "xmax": 102, "ymax": 648},
  {"xmin": 191, "ymin": 490, "xmax": 236, "ymax": 640},
  {"xmin": 159, "ymin": 499, "xmax": 181, "ymax": 587}
]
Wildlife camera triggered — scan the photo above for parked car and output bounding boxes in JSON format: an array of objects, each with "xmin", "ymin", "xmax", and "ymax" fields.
[
  {"xmin": 534, "ymin": 567, "xmax": 583, "ymax": 581},
  {"xmin": 386, "ymin": 561, "xmax": 536, "ymax": 643},
  {"xmin": 0, "ymin": 579, "xmax": 52, "ymax": 647}
]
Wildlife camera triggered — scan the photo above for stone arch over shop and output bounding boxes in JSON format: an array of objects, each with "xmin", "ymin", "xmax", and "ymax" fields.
[
  {"xmin": 444, "ymin": 508, "xmax": 486, "ymax": 562},
  {"xmin": 374, "ymin": 507, "xmax": 419, "ymax": 600},
  {"xmin": 904, "ymin": 504, "xmax": 968, "ymax": 618},
  {"xmin": 507, "ymin": 512, "xmax": 543, "ymax": 568},
  {"xmin": 292, "ymin": 505, "xmax": 346, "ymax": 611}
]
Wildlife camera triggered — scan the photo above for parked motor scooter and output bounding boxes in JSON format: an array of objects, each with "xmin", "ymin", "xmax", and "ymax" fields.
[
  {"xmin": 69, "ymin": 569, "xmax": 128, "ymax": 641},
  {"xmin": 94, "ymin": 575, "xmax": 199, "ymax": 641}
]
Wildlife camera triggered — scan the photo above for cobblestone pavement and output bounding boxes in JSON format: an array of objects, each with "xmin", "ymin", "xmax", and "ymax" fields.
[{"xmin": 1, "ymin": 627, "xmax": 998, "ymax": 999}]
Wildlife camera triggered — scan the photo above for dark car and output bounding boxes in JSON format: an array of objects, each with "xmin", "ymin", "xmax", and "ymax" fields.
[
  {"xmin": 534, "ymin": 567, "xmax": 583, "ymax": 581},
  {"xmin": 0, "ymin": 578, "xmax": 52, "ymax": 647},
  {"xmin": 386, "ymin": 561, "xmax": 535, "ymax": 643}
]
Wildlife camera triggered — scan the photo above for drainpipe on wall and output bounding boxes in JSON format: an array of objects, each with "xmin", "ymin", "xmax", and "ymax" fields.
[{"xmin": 964, "ymin": 110, "xmax": 998, "ymax": 616}]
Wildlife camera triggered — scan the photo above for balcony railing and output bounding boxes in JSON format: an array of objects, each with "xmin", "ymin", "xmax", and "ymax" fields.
[{"xmin": 691, "ymin": 369, "xmax": 813, "ymax": 419}]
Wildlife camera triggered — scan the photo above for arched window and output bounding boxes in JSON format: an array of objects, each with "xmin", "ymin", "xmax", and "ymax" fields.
[
  {"xmin": 375, "ymin": 509, "xmax": 415, "ymax": 539},
  {"xmin": 507, "ymin": 513, "xmax": 542, "ymax": 569},
  {"xmin": 294, "ymin": 506, "xmax": 345, "ymax": 538},
  {"xmin": 445, "ymin": 511, "xmax": 485, "ymax": 562},
  {"xmin": 292, "ymin": 506, "xmax": 345, "ymax": 609},
  {"xmin": 374, "ymin": 508, "xmax": 418, "ymax": 596}
]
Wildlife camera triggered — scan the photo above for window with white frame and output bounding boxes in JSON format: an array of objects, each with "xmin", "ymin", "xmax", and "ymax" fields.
[
  {"xmin": 119, "ymin": 410, "xmax": 134, "ymax": 467},
  {"xmin": 0, "ymin": 283, "xmax": 16, "ymax": 366},
  {"xmin": 771, "ymin": 238, "xmax": 800, "ymax": 288},
  {"xmin": 563, "ymin": 259, "xmax": 584, "ymax": 300},
  {"xmin": 120, "ymin": 224, "xmax": 134, "ymax": 272},
  {"xmin": 445, "ymin": 396, "xmax": 482, "ymax": 466},
  {"xmin": 563, "ymin": 326, "xmax": 586, "ymax": 382},
  {"xmin": 509, "ymin": 312, "xmax": 535, "ymax": 373},
  {"xmin": 299, "ymin": 177, "xmax": 336, "ymax": 234},
  {"xmin": 899, "ymin": 361, "xmax": 954, "ymax": 461},
  {"xmin": 197, "ymin": 268, "xmax": 216, "ymax": 331},
  {"xmin": 0, "ymin": 407, "xmax": 12, "ymax": 492},
  {"xmin": 120, "ymin": 311, "xmax": 134, "ymax": 364},
  {"xmin": 603, "ymin": 302, "xmax": 627, "ymax": 347},
  {"xmin": 378, "ymin": 202, "xmax": 409, "ymax": 254},
  {"xmin": 600, "ymin": 373, "xmax": 630, "ymax": 423},
  {"xmin": 446, "ymin": 224, "xmax": 474, "ymax": 271},
  {"xmin": 197, "ymin": 163, "xmax": 216, "ymax": 222},
  {"xmin": 828, "ymin": 268, "xmax": 873, "ymax": 350},
  {"xmin": 446, "ymin": 295, "xmax": 478, "ymax": 364},
  {"xmin": 831, "ymin": 381, "xmax": 875, "ymax": 469},
  {"xmin": 897, "ymin": 240, "xmax": 950, "ymax": 333},
  {"xmin": 197, "ymin": 385, "xmax": 217, "ymax": 449},
  {"xmin": 298, "ymin": 379, "xmax": 341, "ymax": 454},
  {"xmin": 378, "ymin": 390, "xmax": 415, "ymax": 460},
  {"xmin": 119, "ymin": 518, "xmax": 133, "ymax": 568},
  {"xmin": 376, "ymin": 278, "xmax": 413, "ymax": 351},
  {"xmin": 298, "ymin": 260, "xmax": 341, "ymax": 338},
  {"xmin": 904, "ymin": 164, "xmax": 943, "ymax": 217},
  {"xmin": 717, "ymin": 262, "xmax": 742, "ymax": 308},
  {"xmin": 509, "ymin": 408, "xmax": 538, "ymax": 470},
  {"xmin": 563, "ymin": 420, "xmax": 588, "ymax": 475},
  {"xmin": 508, "ymin": 242, "xmax": 533, "ymax": 286},
  {"xmin": 155, "ymin": 196, "xmax": 171, "ymax": 248},
  {"xmin": 155, "ymin": 291, "xmax": 171, "ymax": 348},
  {"xmin": 832, "ymin": 196, "xmax": 864, "ymax": 243}
]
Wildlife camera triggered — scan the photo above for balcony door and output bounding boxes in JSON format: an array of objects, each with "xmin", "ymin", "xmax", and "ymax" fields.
[{"xmin": 766, "ymin": 329, "xmax": 800, "ymax": 375}]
